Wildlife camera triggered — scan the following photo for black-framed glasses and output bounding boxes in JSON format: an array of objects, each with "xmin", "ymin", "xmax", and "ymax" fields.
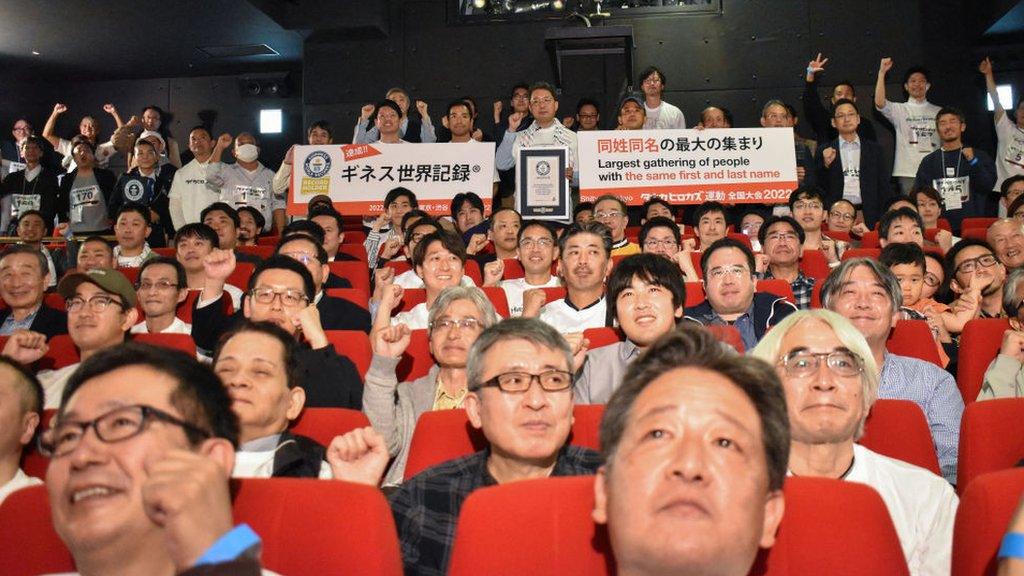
[
  {"xmin": 477, "ymin": 370, "xmax": 573, "ymax": 393},
  {"xmin": 39, "ymin": 405, "xmax": 212, "ymax": 458},
  {"xmin": 779, "ymin": 349, "xmax": 863, "ymax": 378},
  {"xmin": 65, "ymin": 295, "xmax": 125, "ymax": 313},
  {"xmin": 923, "ymin": 273, "xmax": 941, "ymax": 288},
  {"xmin": 954, "ymin": 254, "xmax": 998, "ymax": 275},
  {"xmin": 249, "ymin": 287, "xmax": 309, "ymax": 307}
]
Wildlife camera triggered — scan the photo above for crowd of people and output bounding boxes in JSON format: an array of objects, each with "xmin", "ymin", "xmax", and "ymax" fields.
[{"xmin": 0, "ymin": 52, "xmax": 1022, "ymax": 575}]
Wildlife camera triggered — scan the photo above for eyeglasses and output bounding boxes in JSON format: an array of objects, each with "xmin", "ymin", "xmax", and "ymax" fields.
[
  {"xmin": 643, "ymin": 239, "xmax": 678, "ymax": 249},
  {"xmin": 39, "ymin": 404, "xmax": 211, "ymax": 458},
  {"xmin": 249, "ymin": 287, "xmax": 309, "ymax": 307},
  {"xmin": 280, "ymin": 251, "xmax": 321, "ymax": 265},
  {"xmin": 923, "ymin": 273, "xmax": 941, "ymax": 288},
  {"xmin": 408, "ymin": 232, "xmax": 427, "ymax": 245},
  {"xmin": 779, "ymin": 350, "xmax": 863, "ymax": 379},
  {"xmin": 594, "ymin": 211, "xmax": 624, "ymax": 220},
  {"xmin": 478, "ymin": 370, "xmax": 573, "ymax": 393},
  {"xmin": 66, "ymin": 295, "xmax": 125, "ymax": 313},
  {"xmin": 642, "ymin": 77, "xmax": 662, "ymax": 85},
  {"xmin": 511, "ymin": 94, "xmax": 529, "ymax": 101},
  {"xmin": 519, "ymin": 237, "xmax": 554, "ymax": 249},
  {"xmin": 430, "ymin": 317, "xmax": 482, "ymax": 332},
  {"xmin": 955, "ymin": 254, "xmax": 998, "ymax": 275},
  {"xmin": 765, "ymin": 113, "xmax": 791, "ymax": 121},
  {"xmin": 136, "ymin": 280, "xmax": 178, "ymax": 292},
  {"xmin": 829, "ymin": 211, "xmax": 855, "ymax": 222},
  {"xmin": 706, "ymin": 265, "xmax": 750, "ymax": 280}
]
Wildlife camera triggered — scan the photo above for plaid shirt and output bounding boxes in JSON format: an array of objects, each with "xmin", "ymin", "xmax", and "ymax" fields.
[
  {"xmin": 762, "ymin": 269, "xmax": 816, "ymax": 310},
  {"xmin": 389, "ymin": 445, "xmax": 601, "ymax": 576}
]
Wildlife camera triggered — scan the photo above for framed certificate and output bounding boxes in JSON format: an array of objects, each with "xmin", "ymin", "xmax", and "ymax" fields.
[{"xmin": 517, "ymin": 146, "xmax": 569, "ymax": 221}]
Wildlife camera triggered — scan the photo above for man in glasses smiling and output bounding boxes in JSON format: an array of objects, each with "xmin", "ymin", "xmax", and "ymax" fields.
[
  {"xmin": 2, "ymin": 268, "xmax": 138, "ymax": 408},
  {"xmin": 131, "ymin": 256, "xmax": 191, "ymax": 337},
  {"xmin": 328, "ymin": 317, "xmax": 598, "ymax": 576},
  {"xmin": 42, "ymin": 343, "xmax": 266, "ymax": 575},
  {"xmin": 751, "ymin": 310, "xmax": 957, "ymax": 575},
  {"xmin": 482, "ymin": 220, "xmax": 561, "ymax": 317},
  {"xmin": 946, "ymin": 239, "xmax": 1007, "ymax": 320}
]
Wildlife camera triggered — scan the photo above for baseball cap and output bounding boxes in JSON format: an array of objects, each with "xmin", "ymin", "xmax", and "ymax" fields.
[{"xmin": 57, "ymin": 268, "xmax": 137, "ymax": 308}]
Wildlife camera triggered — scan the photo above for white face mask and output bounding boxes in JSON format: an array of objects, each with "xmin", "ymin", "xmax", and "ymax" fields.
[{"xmin": 235, "ymin": 143, "xmax": 260, "ymax": 163}]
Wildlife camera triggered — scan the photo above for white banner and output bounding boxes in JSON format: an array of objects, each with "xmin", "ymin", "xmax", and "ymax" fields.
[
  {"xmin": 288, "ymin": 142, "xmax": 496, "ymax": 215},
  {"xmin": 577, "ymin": 128, "xmax": 799, "ymax": 205}
]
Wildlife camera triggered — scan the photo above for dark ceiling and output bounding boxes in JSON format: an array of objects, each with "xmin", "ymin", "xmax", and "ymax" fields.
[{"xmin": 0, "ymin": 0, "xmax": 305, "ymax": 80}]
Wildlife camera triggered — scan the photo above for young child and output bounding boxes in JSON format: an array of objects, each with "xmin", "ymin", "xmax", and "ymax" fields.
[{"xmin": 880, "ymin": 242, "xmax": 956, "ymax": 367}]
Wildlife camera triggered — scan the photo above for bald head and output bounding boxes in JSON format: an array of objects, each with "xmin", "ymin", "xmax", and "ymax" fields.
[{"xmin": 987, "ymin": 218, "xmax": 1024, "ymax": 269}]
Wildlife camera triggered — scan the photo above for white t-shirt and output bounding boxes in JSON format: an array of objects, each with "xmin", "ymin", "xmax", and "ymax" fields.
[
  {"xmin": 877, "ymin": 98, "xmax": 942, "ymax": 177},
  {"xmin": 500, "ymin": 276, "xmax": 561, "ymax": 317},
  {"xmin": 391, "ymin": 302, "xmax": 430, "ymax": 329},
  {"xmin": 131, "ymin": 317, "xmax": 192, "ymax": 335},
  {"xmin": 846, "ymin": 444, "xmax": 958, "ymax": 576},
  {"xmin": 168, "ymin": 158, "xmax": 220, "ymax": 230},
  {"xmin": 539, "ymin": 297, "xmax": 607, "ymax": 333},
  {"xmin": 0, "ymin": 468, "xmax": 42, "ymax": 506},
  {"xmin": 39, "ymin": 363, "xmax": 81, "ymax": 409},
  {"xmin": 393, "ymin": 270, "xmax": 476, "ymax": 290},
  {"xmin": 56, "ymin": 138, "xmax": 117, "ymax": 171},
  {"xmin": 994, "ymin": 114, "xmax": 1024, "ymax": 192},
  {"xmin": 209, "ymin": 162, "xmax": 282, "ymax": 232},
  {"xmin": 643, "ymin": 100, "xmax": 686, "ymax": 130}
]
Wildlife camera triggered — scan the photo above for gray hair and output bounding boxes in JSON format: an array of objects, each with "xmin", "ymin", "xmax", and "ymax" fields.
[
  {"xmin": 427, "ymin": 286, "xmax": 499, "ymax": 336},
  {"xmin": 750, "ymin": 309, "xmax": 879, "ymax": 440},
  {"xmin": 1003, "ymin": 267, "xmax": 1024, "ymax": 317},
  {"xmin": 761, "ymin": 99, "xmax": 789, "ymax": 117},
  {"xmin": 820, "ymin": 258, "xmax": 903, "ymax": 311},
  {"xmin": 466, "ymin": 317, "xmax": 572, "ymax": 391}
]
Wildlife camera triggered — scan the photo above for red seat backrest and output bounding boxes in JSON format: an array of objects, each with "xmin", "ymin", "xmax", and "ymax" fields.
[
  {"xmin": 324, "ymin": 330, "xmax": 372, "ymax": 377},
  {"xmin": 961, "ymin": 228, "xmax": 989, "ymax": 242},
  {"xmin": 341, "ymin": 229, "xmax": 367, "ymax": 244},
  {"xmin": 21, "ymin": 409, "xmax": 55, "ymax": 480},
  {"xmin": 799, "ymin": 249, "xmax": 831, "ymax": 280},
  {"xmin": 237, "ymin": 245, "xmax": 275, "ymax": 259},
  {"xmin": 540, "ymin": 286, "xmax": 567, "ymax": 305},
  {"xmin": 726, "ymin": 232, "xmax": 752, "ymax": 250},
  {"xmin": 500, "ymin": 258, "xmax": 525, "ymax": 280},
  {"xmin": 384, "ymin": 260, "xmax": 413, "ymax": 277},
  {"xmin": 957, "ymin": 318, "xmax": 1011, "ymax": 404},
  {"xmin": 961, "ymin": 217, "xmax": 998, "ymax": 230},
  {"xmin": 176, "ymin": 290, "xmax": 202, "ymax": 323},
  {"xmin": 324, "ymin": 288, "xmax": 370, "ymax": 311},
  {"xmin": 327, "ymin": 261, "xmax": 370, "ymax": 293},
  {"xmin": 395, "ymin": 288, "xmax": 427, "ymax": 313},
  {"xmin": 886, "ymin": 319, "xmax": 943, "ymax": 366},
  {"xmin": 952, "ymin": 468, "xmax": 1024, "ymax": 576},
  {"xmin": 225, "ymin": 262, "xmax": 255, "ymax": 293},
  {"xmin": 684, "ymin": 281, "xmax": 705, "ymax": 307},
  {"xmin": 957, "ymin": 398, "xmax": 1024, "ymax": 495},
  {"xmin": 337, "ymin": 243, "xmax": 368, "ymax": 262},
  {"xmin": 859, "ymin": 230, "xmax": 881, "ymax": 248},
  {"xmin": 583, "ymin": 327, "xmax": 624, "ymax": 349},
  {"xmin": 43, "ymin": 293, "xmax": 66, "ymax": 312},
  {"xmin": 810, "ymin": 282, "xmax": 823, "ymax": 308},
  {"xmin": 38, "ymin": 334, "xmax": 80, "ymax": 371},
  {"xmin": 447, "ymin": 476, "xmax": 908, "ymax": 576},
  {"xmin": 463, "ymin": 259, "xmax": 483, "ymax": 285},
  {"xmin": 0, "ymin": 486, "xmax": 75, "ymax": 575},
  {"xmin": 479, "ymin": 286, "xmax": 511, "ymax": 317},
  {"xmin": 704, "ymin": 324, "xmax": 745, "ymax": 353},
  {"xmin": 404, "ymin": 405, "xmax": 604, "ymax": 481},
  {"xmin": 152, "ymin": 246, "xmax": 176, "ymax": 258},
  {"xmin": 133, "ymin": 333, "xmax": 197, "ymax": 357},
  {"xmin": 859, "ymin": 399, "xmax": 940, "ymax": 475},
  {"xmin": 117, "ymin": 266, "xmax": 140, "ymax": 284},
  {"xmin": 396, "ymin": 329, "xmax": 433, "ymax": 382},
  {"xmin": 825, "ymin": 229, "xmax": 853, "ymax": 242},
  {"xmin": 757, "ymin": 279, "xmax": 796, "ymax": 303},
  {"xmin": 289, "ymin": 407, "xmax": 370, "ymax": 447},
  {"xmin": 256, "ymin": 235, "xmax": 282, "ymax": 246},
  {"xmin": 841, "ymin": 248, "xmax": 881, "ymax": 261}
]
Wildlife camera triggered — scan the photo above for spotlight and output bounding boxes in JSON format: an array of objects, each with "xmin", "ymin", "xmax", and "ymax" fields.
[{"xmin": 473, "ymin": 0, "xmax": 487, "ymax": 7}]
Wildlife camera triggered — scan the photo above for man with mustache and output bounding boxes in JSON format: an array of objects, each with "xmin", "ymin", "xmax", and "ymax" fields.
[
  {"xmin": 751, "ymin": 310, "xmax": 957, "ymax": 575},
  {"xmin": 821, "ymin": 258, "xmax": 963, "ymax": 483},
  {"xmin": 758, "ymin": 216, "xmax": 816, "ymax": 310}
]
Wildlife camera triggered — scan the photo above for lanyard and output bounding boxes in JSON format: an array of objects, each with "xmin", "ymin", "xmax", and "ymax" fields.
[{"xmin": 939, "ymin": 148, "xmax": 963, "ymax": 177}]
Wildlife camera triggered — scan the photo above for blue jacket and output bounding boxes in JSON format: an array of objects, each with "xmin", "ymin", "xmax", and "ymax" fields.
[{"xmin": 684, "ymin": 291, "xmax": 797, "ymax": 350}]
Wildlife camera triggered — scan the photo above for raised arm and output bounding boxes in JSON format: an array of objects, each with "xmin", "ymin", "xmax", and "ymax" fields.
[
  {"xmin": 874, "ymin": 58, "xmax": 893, "ymax": 110},
  {"xmin": 103, "ymin": 103, "xmax": 125, "ymax": 129},
  {"xmin": 979, "ymin": 57, "xmax": 1005, "ymax": 123},
  {"xmin": 42, "ymin": 103, "xmax": 67, "ymax": 149}
]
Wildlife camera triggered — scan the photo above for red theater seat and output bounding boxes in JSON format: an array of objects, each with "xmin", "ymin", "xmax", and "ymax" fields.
[
  {"xmin": 957, "ymin": 398, "xmax": 1024, "ymax": 494},
  {"xmin": 328, "ymin": 261, "xmax": 370, "ymax": 293},
  {"xmin": 961, "ymin": 217, "xmax": 998, "ymax": 230},
  {"xmin": 956, "ymin": 318, "xmax": 1011, "ymax": 404},
  {"xmin": 324, "ymin": 330, "xmax": 372, "ymax": 376},
  {"xmin": 133, "ymin": 333, "xmax": 197, "ymax": 357},
  {"xmin": 841, "ymin": 248, "xmax": 881, "ymax": 261},
  {"xmin": 952, "ymin": 468, "xmax": 1024, "ymax": 576},
  {"xmin": 289, "ymin": 407, "xmax": 370, "ymax": 447},
  {"xmin": 886, "ymin": 320, "xmax": 943, "ymax": 366},
  {"xmin": 859, "ymin": 399, "xmax": 940, "ymax": 475}
]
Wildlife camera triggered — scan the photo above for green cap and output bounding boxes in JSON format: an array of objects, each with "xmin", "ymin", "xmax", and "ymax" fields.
[{"xmin": 57, "ymin": 268, "xmax": 137, "ymax": 308}]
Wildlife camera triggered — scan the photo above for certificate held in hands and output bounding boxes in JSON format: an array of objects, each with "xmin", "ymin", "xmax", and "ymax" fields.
[{"xmin": 517, "ymin": 146, "xmax": 569, "ymax": 221}]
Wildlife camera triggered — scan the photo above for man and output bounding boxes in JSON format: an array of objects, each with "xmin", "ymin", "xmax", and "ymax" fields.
[
  {"xmin": 75, "ymin": 236, "xmax": 115, "ymax": 272},
  {"xmin": 275, "ymin": 233, "xmax": 371, "ymax": 332},
  {"xmin": 110, "ymin": 138, "xmax": 176, "ymax": 244},
  {"xmin": 914, "ymin": 107, "xmax": 997, "ymax": 230},
  {"xmin": 41, "ymin": 103, "xmax": 121, "ymax": 171},
  {"xmin": 368, "ymin": 100, "xmax": 406, "ymax": 144},
  {"xmin": 496, "ymin": 82, "xmax": 579, "ymax": 189},
  {"xmin": 480, "ymin": 207, "xmax": 522, "ymax": 265},
  {"xmin": 15, "ymin": 210, "xmax": 61, "ymax": 286},
  {"xmin": 381, "ymin": 218, "xmax": 468, "ymax": 291},
  {"xmin": 979, "ymin": 57, "xmax": 1024, "ymax": 200},
  {"xmin": 308, "ymin": 205, "xmax": 359, "ymax": 263},
  {"xmin": 451, "ymin": 191, "xmax": 485, "ymax": 235},
  {"xmin": 684, "ymin": 238, "xmax": 797, "ymax": 351},
  {"xmin": 201, "ymin": 202, "xmax": 261, "ymax": 265},
  {"xmin": 761, "ymin": 99, "xmax": 815, "ymax": 187},
  {"xmin": 354, "ymin": 89, "xmax": 436, "ymax": 144},
  {"xmin": 788, "ymin": 187, "xmax": 846, "ymax": 265},
  {"xmin": 131, "ymin": 256, "xmax": 191, "ymax": 336},
  {"xmin": 751, "ymin": 310, "xmax": 957, "ymax": 575},
  {"xmin": 0, "ymin": 245, "xmax": 66, "ymax": 338},
  {"xmin": 2, "ymin": 118, "xmax": 35, "ymax": 173},
  {"xmin": 827, "ymin": 198, "xmax": 858, "ymax": 235},
  {"xmin": 758, "ymin": 216, "xmax": 816, "ymax": 310},
  {"xmin": 594, "ymin": 195, "xmax": 640, "ymax": 256},
  {"xmin": 0, "ymin": 136, "xmax": 60, "ymax": 234},
  {"xmin": 1003, "ymin": 175, "xmax": 1024, "ymax": 217},
  {"xmin": 641, "ymin": 196, "xmax": 674, "ymax": 224},
  {"xmin": 693, "ymin": 201, "xmax": 728, "ymax": 249},
  {"xmin": 112, "ymin": 204, "xmax": 155, "ymax": 268},
  {"xmin": 699, "ymin": 106, "xmax": 732, "ymax": 129},
  {"xmin": 0, "ymin": 358, "xmax": 43, "ymax": 505},
  {"xmin": 57, "ymin": 139, "xmax": 116, "ymax": 236},
  {"xmin": 365, "ymin": 187, "xmax": 418, "ymax": 270},
  {"xmin": 379, "ymin": 230, "xmax": 469, "ymax": 330},
  {"xmin": 214, "ymin": 321, "xmax": 331, "ymax": 479},
  {"xmin": 207, "ymin": 132, "xmax": 282, "ymax": 233},
  {"xmin": 526, "ymin": 221, "xmax": 613, "ymax": 333},
  {"xmin": 575, "ymin": 254, "xmax": 685, "ymax": 404},
  {"xmin": 482, "ymin": 220, "xmax": 561, "ymax": 317},
  {"xmin": 821, "ymin": 258, "xmax": 963, "ymax": 482},
  {"xmin": 947, "ymin": 239, "xmax": 1007, "ymax": 320},
  {"xmin": 980, "ymin": 268, "xmax": 1024, "ymax": 400},
  {"xmin": 273, "ymin": 119, "xmax": 333, "ymax": 198},
  {"xmin": 817, "ymin": 99, "xmax": 891, "ymax": 229},
  {"xmin": 175, "ymin": 223, "xmax": 244, "ymax": 310},
  {"xmin": 639, "ymin": 216, "xmax": 700, "ymax": 281},
  {"xmin": 879, "ymin": 206, "xmax": 926, "ymax": 248},
  {"xmin": 169, "ymin": 127, "xmax": 232, "ymax": 230},
  {"xmin": 2, "ymin": 268, "xmax": 138, "ymax": 408},
  {"xmin": 192, "ymin": 251, "xmax": 363, "ymax": 408},
  {"xmin": 573, "ymin": 202, "xmax": 594, "ymax": 224},
  {"xmin": 638, "ymin": 66, "xmax": 686, "ymax": 129},
  {"xmin": 328, "ymin": 317, "xmax": 599, "ymax": 576},
  {"xmin": 617, "ymin": 93, "xmax": 646, "ymax": 131},
  {"xmin": 875, "ymin": 59, "xmax": 942, "ymax": 194},
  {"xmin": 566, "ymin": 98, "xmax": 600, "ymax": 131},
  {"xmin": 444, "ymin": 101, "xmax": 499, "ymax": 200},
  {"xmin": 988, "ymin": 218, "xmax": 1024, "ymax": 270},
  {"xmin": 802, "ymin": 52, "xmax": 877, "ymax": 144},
  {"xmin": 593, "ymin": 326, "xmax": 788, "ymax": 576},
  {"xmin": 236, "ymin": 206, "xmax": 264, "ymax": 246},
  {"xmin": 42, "ymin": 343, "xmax": 265, "ymax": 574}
]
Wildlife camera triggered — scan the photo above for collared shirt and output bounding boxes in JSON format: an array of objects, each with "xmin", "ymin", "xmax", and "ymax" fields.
[
  {"xmin": 539, "ymin": 296, "xmax": 606, "ymax": 333},
  {"xmin": 838, "ymin": 136, "xmax": 863, "ymax": 203},
  {"xmin": 574, "ymin": 339, "xmax": 641, "ymax": 404},
  {"xmin": 880, "ymin": 353, "xmax": 964, "ymax": 484},
  {"xmin": 687, "ymin": 301, "xmax": 758, "ymax": 351},
  {"xmin": 0, "ymin": 304, "xmax": 40, "ymax": 335},
  {"xmin": 388, "ymin": 445, "xmax": 601, "ymax": 576},
  {"xmin": 431, "ymin": 377, "xmax": 467, "ymax": 410},
  {"xmin": 762, "ymin": 269, "xmax": 816, "ymax": 310}
]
